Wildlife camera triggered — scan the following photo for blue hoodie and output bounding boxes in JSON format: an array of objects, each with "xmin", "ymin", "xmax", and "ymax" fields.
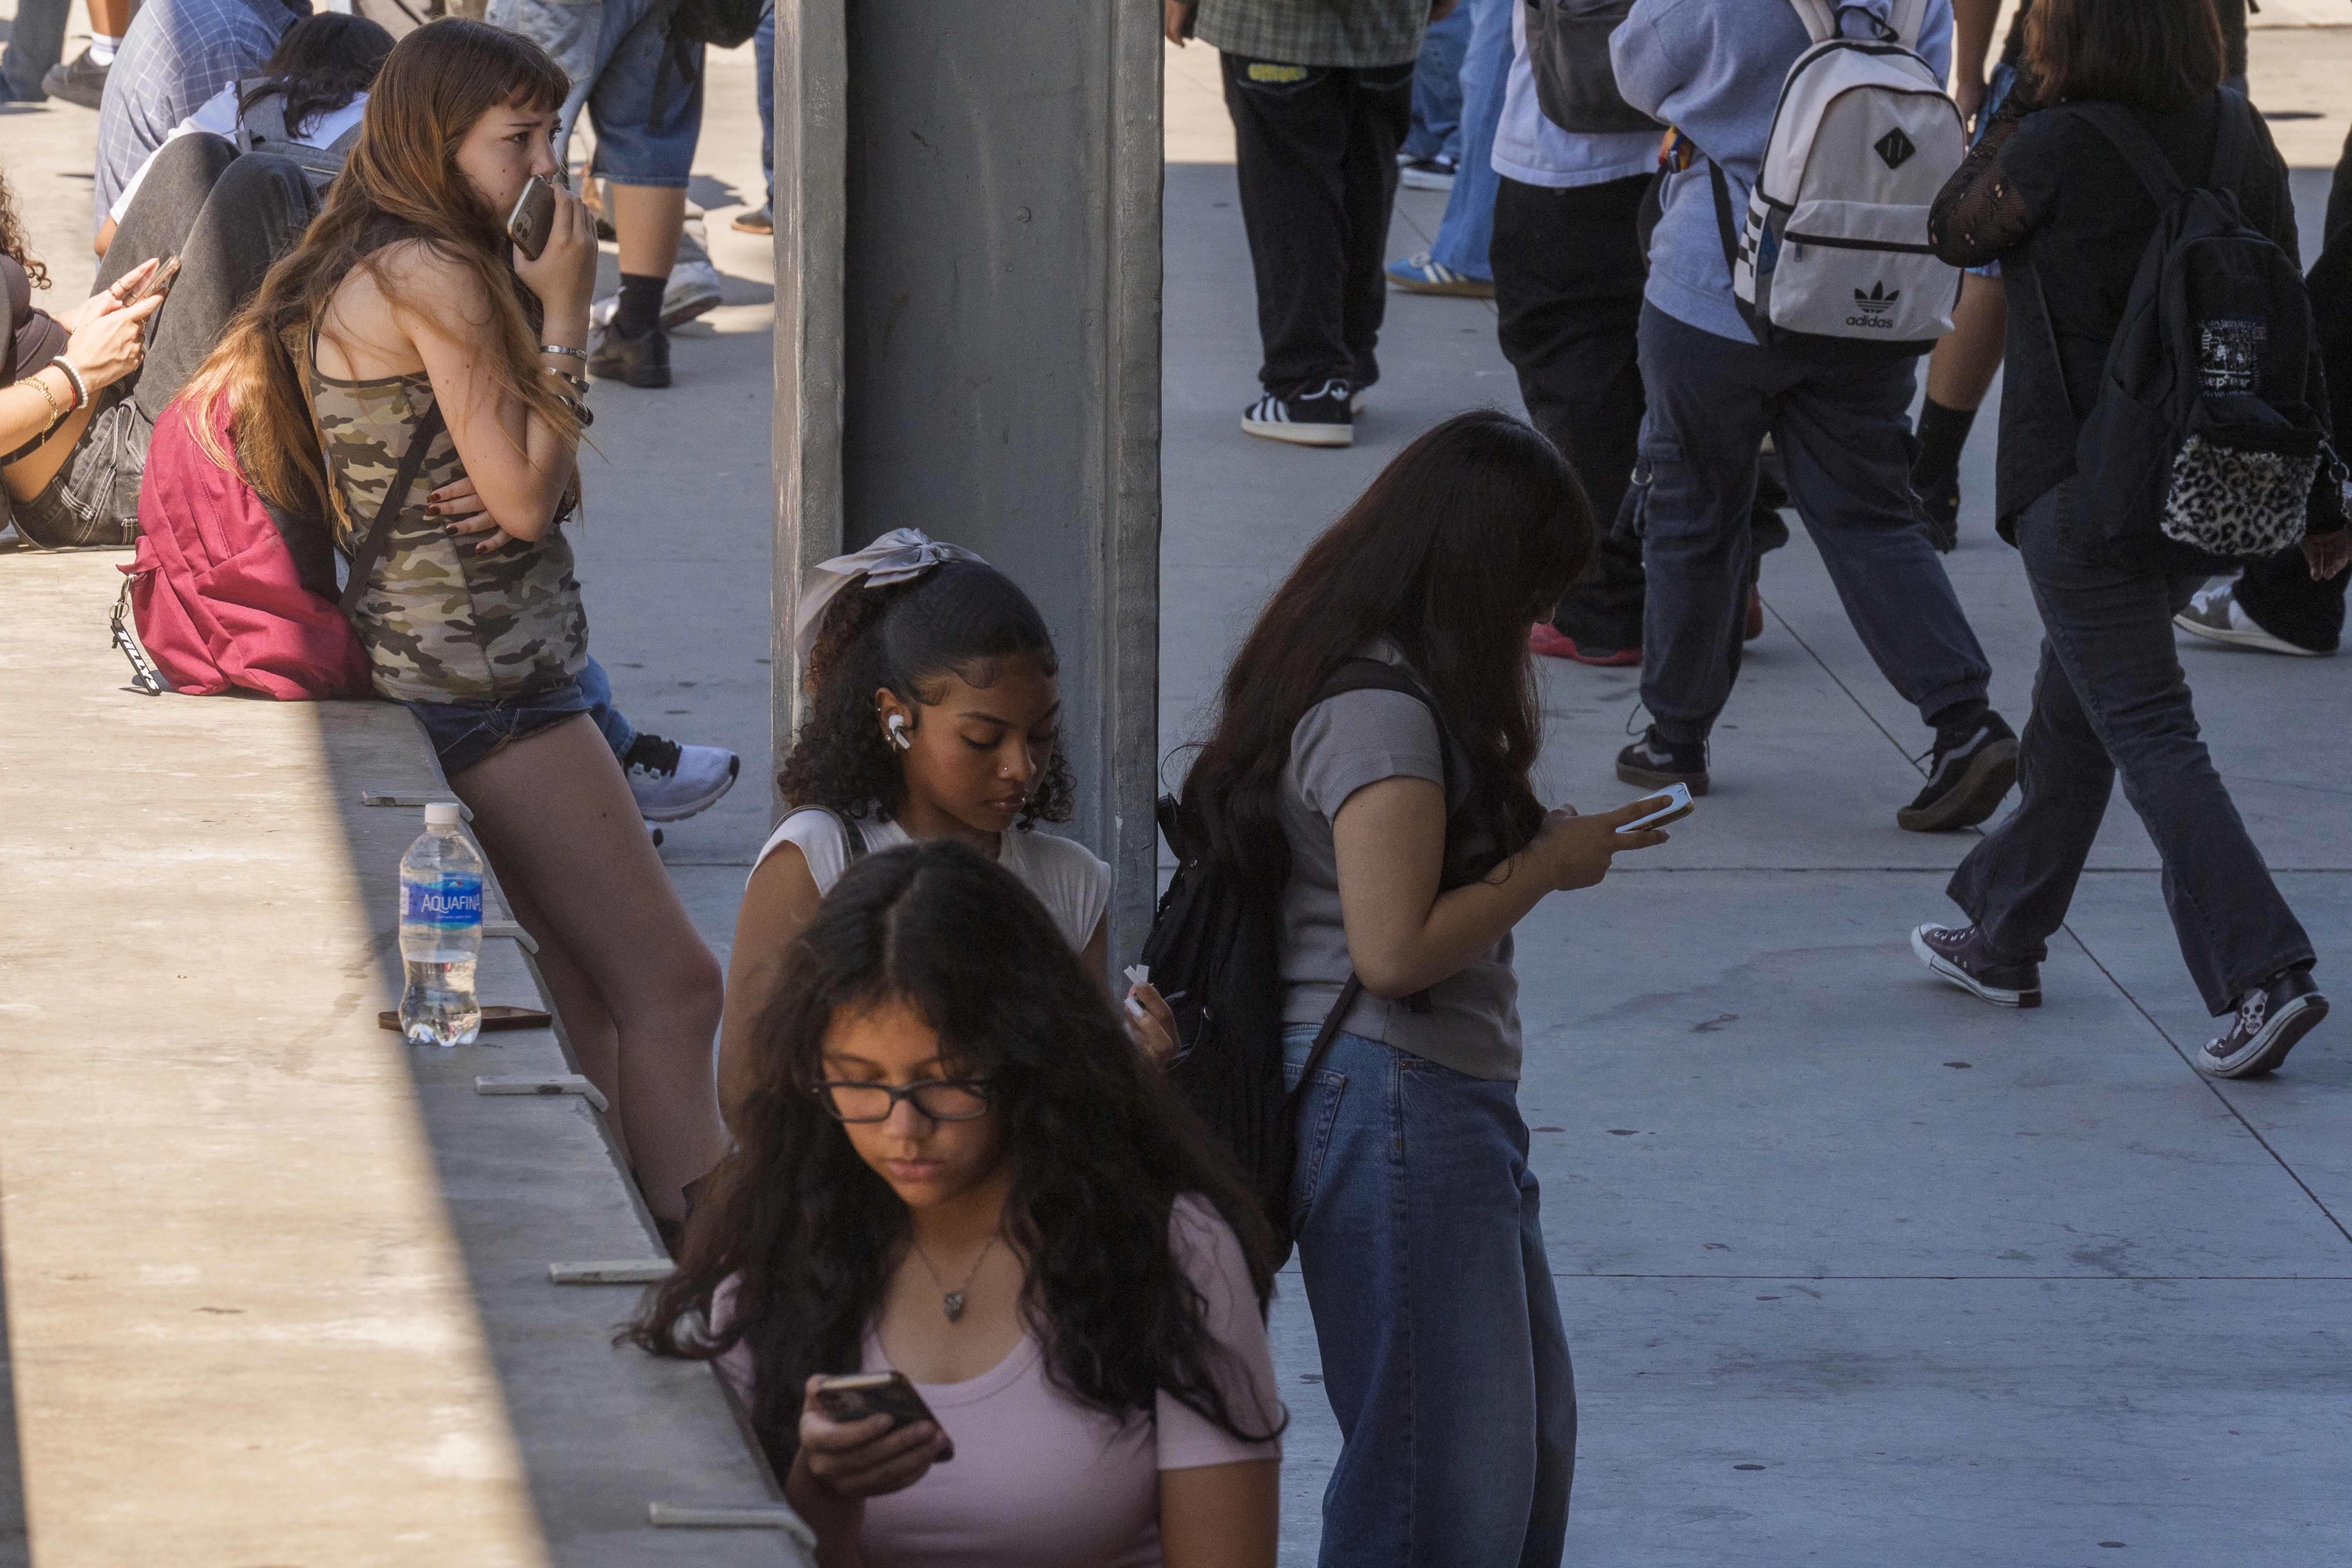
[{"xmin": 1612, "ymin": 0, "xmax": 1951, "ymax": 343}]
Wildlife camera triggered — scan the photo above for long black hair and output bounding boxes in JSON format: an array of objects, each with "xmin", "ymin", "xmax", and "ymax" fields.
[
  {"xmin": 777, "ymin": 558, "xmax": 1076, "ymax": 827},
  {"xmin": 1180, "ymin": 408, "xmax": 1593, "ymax": 899},
  {"xmin": 631, "ymin": 840, "xmax": 1283, "ymax": 1473},
  {"xmin": 240, "ymin": 13, "xmax": 398, "ymax": 143}
]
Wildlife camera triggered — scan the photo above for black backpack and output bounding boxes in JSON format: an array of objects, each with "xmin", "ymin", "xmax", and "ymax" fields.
[
  {"xmin": 1142, "ymin": 659, "xmax": 1490, "ymax": 1267},
  {"xmin": 665, "ymin": 0, "xmax": 762, "ymax": 50},
  {"xmin": 2027, "ymin": 94, "xmax": 2344, "ymax": 566},
  {"xmin": 1524, "ymin": 0, "xmax": 1656, "ymax": 136}
]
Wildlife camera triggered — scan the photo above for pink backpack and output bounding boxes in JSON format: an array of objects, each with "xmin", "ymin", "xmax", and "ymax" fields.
[{"xmin": 113, "ymin": 391, "xmax": 440, "ymax": 700}]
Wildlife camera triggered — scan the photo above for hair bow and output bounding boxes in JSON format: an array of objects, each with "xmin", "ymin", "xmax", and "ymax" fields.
[{"xmin": 792, "ymin": 527, "xmax": 990, "ymax": 670}]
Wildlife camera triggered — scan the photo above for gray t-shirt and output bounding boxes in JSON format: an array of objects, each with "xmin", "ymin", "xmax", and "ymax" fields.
[{"xmin": 1277, "ymin": 661, "xmax": 1522, "ymax": 1082}]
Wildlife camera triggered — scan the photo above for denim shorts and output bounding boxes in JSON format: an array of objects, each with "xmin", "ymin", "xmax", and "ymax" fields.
[
  {"xmin": 3, "ymin": 398, "xmax": 143, "ymax": 548},
  {"xmin": 488, "ymin": 0, "xmax": 704, "ymax": 187},
  {"xmin": 402, "ymin": 678, "xmax": 593, "ymax": 777}
]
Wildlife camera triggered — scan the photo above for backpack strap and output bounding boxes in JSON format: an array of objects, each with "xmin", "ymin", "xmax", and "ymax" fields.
[
  {"xmin": 235, "ymin": 80, "xmax": 290, "ymax": 154},
  {"xmin": 2209, "ymin": 87, "xmax": 2254, "ymax": 195},
  {"xmin": 2058, "ymin": 102, "xmax": 2186, "ymax": 208},
  {"xmin": 1281, "ymin": 975, "xmax": 1362, "ymax": 1110},
  {"xmin": 785, "ymin": 805, "xmax": 869, "ymax": 866}
]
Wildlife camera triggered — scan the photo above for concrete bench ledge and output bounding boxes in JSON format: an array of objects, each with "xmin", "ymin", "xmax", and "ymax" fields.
[{"xmin": 0, "ymin": 549, "xmax": 806, "ymax": 1567}]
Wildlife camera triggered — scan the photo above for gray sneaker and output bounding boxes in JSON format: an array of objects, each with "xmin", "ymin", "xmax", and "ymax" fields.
[
  {"xmin": 590, "ymin": 259, "xmax": 723, "ymax": 332},
  {"xmin": 624, "ymin": 735, "xmax": 740, "ymax": 822},
  {"xmin": 41, "ymin": 47, "xmax": 109, "ymax": 110},
  {"xmin": 2174, "ymin": 581, "xmax": 2328, "ymax": 658}
]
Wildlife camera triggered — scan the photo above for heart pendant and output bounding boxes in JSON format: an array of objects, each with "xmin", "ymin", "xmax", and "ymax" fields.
[{"xmin": 942, "ymin": 1291, "xmax": 967, "ymax": 1322}]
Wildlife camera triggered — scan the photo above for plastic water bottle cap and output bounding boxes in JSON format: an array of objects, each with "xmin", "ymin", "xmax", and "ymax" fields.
[{"xmin": 424, "ymin": 801, "xmax": 463, "ymax": 827}]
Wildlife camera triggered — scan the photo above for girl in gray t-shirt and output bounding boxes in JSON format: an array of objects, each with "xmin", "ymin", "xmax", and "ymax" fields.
[{"xmin": 1173, "ymin": 409, "xmax": 1675, "ymax": 1563}]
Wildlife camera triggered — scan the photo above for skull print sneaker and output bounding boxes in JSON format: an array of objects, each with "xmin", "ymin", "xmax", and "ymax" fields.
[{"xmin": 2198, "ymin": 966, "xmax": 2328, "ymax": 1078}]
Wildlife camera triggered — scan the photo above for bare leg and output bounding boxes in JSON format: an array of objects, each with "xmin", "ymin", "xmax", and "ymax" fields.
[
  {"xmin": 487, "ymin": 854, "xmax": 634, "ymax": 1173},
  {"xmin": 1925, "ymin": 271, "xmax": 2008, "ymax": 412},
  {"xmin": 450, "ymin": 715, "xmax": 724, "ymax": 1221},
  {"xmin": 611, "ymin": 183, "xmax": 686, "ymax": 278},
  {"xmin": 86, "ymin": 0, "xmax": 136, "ymax": 36}
]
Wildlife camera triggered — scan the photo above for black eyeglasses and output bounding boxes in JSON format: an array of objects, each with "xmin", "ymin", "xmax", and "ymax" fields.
[{"xmin": 814, "ymin": 1078, "xmax": 993, "ymax": 1124}]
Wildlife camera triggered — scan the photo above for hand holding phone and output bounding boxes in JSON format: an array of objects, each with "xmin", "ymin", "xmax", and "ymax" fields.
[
  {"xmin": 507, "ymin": 177, "xmax": 557, "ymax": 261},
  {"xmin": 1616, "ymin": 782, "xmax": 1695, "ymax": 834},
  {"xmin": 126, "ymin": 254, "xmax": 182, "ymax": 307},
  {"xmin": 813, "ymin": 1372, "xmax": 953, "ymax": 1462}
]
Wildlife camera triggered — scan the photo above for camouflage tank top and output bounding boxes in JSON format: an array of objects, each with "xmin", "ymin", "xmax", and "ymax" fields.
[{"xmin": 309, "ymin": 363, "xmax": 588, "ymax": 704}]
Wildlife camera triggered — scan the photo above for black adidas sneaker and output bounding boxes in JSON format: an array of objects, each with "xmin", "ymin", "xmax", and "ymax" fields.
[{"xmin": 1242, "ymin": 379, "xmax": 1353, "ymax": 448}]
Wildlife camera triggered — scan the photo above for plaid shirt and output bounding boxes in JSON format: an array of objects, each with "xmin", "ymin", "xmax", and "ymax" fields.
[
  {"xmin": 1194, "ymin": 0, "xmax": 1432, "ymax": 69},
  {"xmin": 93, "ymin": 0, "xmax": 306, "ymax": 232}
]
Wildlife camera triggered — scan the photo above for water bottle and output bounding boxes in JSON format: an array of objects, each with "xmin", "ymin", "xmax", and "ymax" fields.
[{"xmin": 398, "ymin": 801, "xmax": 483, "ymax": 1046}]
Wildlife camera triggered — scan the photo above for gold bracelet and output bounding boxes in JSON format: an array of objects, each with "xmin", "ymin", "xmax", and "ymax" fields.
[{"xmin": 22, "ymin": 372, "xmax": 65, "ymax": 429}]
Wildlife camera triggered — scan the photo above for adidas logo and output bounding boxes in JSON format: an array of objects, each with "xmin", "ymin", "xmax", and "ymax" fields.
[{"xmin": 1846, "ymin": 281, "xmax": 1899, "ymax": 329}]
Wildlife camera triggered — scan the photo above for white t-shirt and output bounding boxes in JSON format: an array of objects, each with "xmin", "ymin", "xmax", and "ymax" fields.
[
  {"xmin": 753, "ymin": 808, "xmax": 1112, "ymax": 955},
  {"xmin": 1489, "ymin": 4, "xmax": 1658, "ymax": 191},
  {"xmin": 108, "ymin": 87, "xmax": 370, "ymax": 223}
]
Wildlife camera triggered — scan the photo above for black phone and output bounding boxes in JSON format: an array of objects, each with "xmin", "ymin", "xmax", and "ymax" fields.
[
  {"xmin": 815, "ymin": 1372, "xmax": 953, "ymax": 1461},
  {"xmin": 507, "ymin": 176, "xmax": 557, "ymax": 261},
  {"xmin": 127, "ymin": 254, "xmax": 181, "ymax": 305}
]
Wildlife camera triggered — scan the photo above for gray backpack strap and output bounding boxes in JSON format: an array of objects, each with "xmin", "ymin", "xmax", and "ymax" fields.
[{"xmin": 234, "ymin": 80, "xmax": 289, "ymax": 154}]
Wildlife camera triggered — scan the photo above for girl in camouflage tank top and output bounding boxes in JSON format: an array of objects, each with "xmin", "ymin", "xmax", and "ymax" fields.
[{"xmin": 310, "ymin": 340, "xmax": 588, "ymax": 703}]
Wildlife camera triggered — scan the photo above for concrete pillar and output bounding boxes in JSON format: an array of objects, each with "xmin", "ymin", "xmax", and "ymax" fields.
[{"xmin": 771, "ymin": 0, "xmax": 1164, "ymax": 962}]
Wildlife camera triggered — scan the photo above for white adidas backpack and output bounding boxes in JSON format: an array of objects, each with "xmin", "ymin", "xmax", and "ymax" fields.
[{"xmin": 1710, "ymin": 0, "xmax": 1964, "ymax": 347}]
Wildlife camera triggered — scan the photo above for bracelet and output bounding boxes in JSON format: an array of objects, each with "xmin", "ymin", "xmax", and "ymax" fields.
[
  {"xmin": 540, "ymin": 343, "xmax": 588, "ymax": 362},
  {"xmin": 554, "ymin": 393, "xmax": 594, "ymax": 429},
  {"xmin": 24, "ymin": 372, "xmax": 65, "ymax": 429},
  {"xmin": 544, "ymin": 367, "xmax": 590, "ymax": 394},
  {"xmin": 54, "ymin": 359, "xmax": 89, "ymax": 414}
]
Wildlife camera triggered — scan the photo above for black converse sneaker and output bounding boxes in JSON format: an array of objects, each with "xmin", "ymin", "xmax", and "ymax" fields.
[
  {"xmin": 1897, "ymin": 708, "xmax": 2018, "ymax": 832},
  {"xmin": 1615, "ymin": 726, "xmax": 1709, "ymax": 794},
  {"xmin": 1242, "ymin": 379, "xmax": 1353, "ymax": 447},
  {"xmin": 1911, "ymin": 923, "xmax": 2041, "ymax": 1008},
  {"xmin": 2198, "ymin": 967, "xmax": 2328, "ymax": 1078}
]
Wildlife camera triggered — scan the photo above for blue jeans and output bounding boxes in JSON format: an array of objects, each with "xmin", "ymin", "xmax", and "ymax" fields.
[
  {"xmin": 754, "ymin": 0, "xmax": 775, "ymax": 209},
  {"xmin": 1401, "ymin": 2, "xmax": 1470, "ymax": 164},
  {"xmin": 1283, "ymin": 1028, "xmax": 1575, "ymax": 1567},
  {"xmin": 574, "ymin": 654, "xmax": 637, "ymax": 760},
  {"xmin": 1426, "ymin": 0, "xmax": 1509, "ymax": 281}
]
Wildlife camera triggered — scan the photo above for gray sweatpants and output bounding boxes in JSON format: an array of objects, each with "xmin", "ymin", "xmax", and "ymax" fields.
[{"xmin": 1629, "ymin": 303, "xmax": 1992, "ymax": 746}]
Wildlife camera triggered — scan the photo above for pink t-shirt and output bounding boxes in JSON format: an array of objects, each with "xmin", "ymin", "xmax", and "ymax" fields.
[{"xmin": 716, "ymin": 1195, "xmax": 1283, "ymax": 1568}]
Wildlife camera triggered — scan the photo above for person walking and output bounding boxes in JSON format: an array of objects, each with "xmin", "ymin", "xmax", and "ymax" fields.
[
  {"xmin": 1385, "ymin": 0, "xmax": 1506, "ymax": 301},
  {"xmin": 1609, "ymin": 0, "xmax": 2020, "ymax": 832},
  {"xmin": 1165, "ymin": 0, "xmax": 1457, "ymax": 448},
  {"xmin": 1913, "ymin": 0, "xmax": 2346, "ymax": 1077},
  {"xmin": 1174, "ymin": 410, "xmax": 1676, "ymax": 1565}
]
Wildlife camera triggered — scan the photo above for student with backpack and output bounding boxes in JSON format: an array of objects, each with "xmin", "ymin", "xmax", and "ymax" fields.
[
  {"xmin": 718, "ymin": 531, "xmax": 1172, "ymax": 1122},
  {"xmin": 1913, "ymin": 0, "xmax": 2347, "ymax": 1076},
  {"xmin": 171, "ymin": 19, "xmax": 727, "ymax": 1225},
  {"xmin": 1609, "ymin": 0, "xmax": 2021, "ymax": 832},
  {"xmin": 1170, "ymin": 410, "xmax": 1673, "ymax": 1565}
]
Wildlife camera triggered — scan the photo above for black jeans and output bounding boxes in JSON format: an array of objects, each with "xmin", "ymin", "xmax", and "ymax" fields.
[
  {"xmin": 1221, "ymin": 54, "xmax": 1412, "ymax": 397},
  {"xmin": 2230, "ymin": 546, "xmax": 2347, "ymax": 652},
  {"xmin": 1492, "ymin": 173, "xmax": 1649, "ymax": 650},
  {"xmin": 1949, "ymin": 481, "xmax": 2314, "ymax": 1014}
]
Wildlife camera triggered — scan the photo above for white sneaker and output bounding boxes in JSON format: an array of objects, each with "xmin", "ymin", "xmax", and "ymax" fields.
[
  {"xmin": 591, "ymin": 260, "xmax": 725, "ymax": 331},
  {"xmin": 624, "ymin": 735, "xmax": 741, "ymax": 822},
  {"xmin": 2173, "ymin": 581, "xmax": 2327, "ymax": 657}
]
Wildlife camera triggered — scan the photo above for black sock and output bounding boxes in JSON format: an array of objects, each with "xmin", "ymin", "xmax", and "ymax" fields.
[
  {"xmin": 1910, "ymin": 397, "xmax": 1977, "ymax": 486},
  {"xmin": 615, "ymin": 272, "xmax": 665, "ymax": 339}
]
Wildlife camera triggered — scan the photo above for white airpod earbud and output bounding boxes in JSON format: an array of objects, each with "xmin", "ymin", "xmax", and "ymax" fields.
[{"xmin": 886, "ymin": 713, "xmax": 912, "ymax": 751}]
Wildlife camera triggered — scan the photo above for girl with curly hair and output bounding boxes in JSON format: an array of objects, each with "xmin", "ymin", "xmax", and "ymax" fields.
[
  {"xmin": 719, "ymin": 530, "xmax": 1173, "ymax": 1121},
  {"xmin": 637, "ymin": 839, "xmax": 1283, "ymax": 1567}
]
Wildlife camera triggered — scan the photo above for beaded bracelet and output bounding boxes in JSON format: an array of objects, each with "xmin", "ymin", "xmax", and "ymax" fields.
[
  {"xmin": 54, "ymin": 359, "xmax": 90, "ymax": 415},
  {"xmin": 540, "ymin": 343, "xmax": 588, "ymax": 363}
]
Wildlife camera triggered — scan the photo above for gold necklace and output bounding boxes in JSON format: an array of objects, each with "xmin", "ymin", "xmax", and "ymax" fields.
[{"xmin": 911, "ymin": 1232, "xmax": 1000, "ymax": 1323}]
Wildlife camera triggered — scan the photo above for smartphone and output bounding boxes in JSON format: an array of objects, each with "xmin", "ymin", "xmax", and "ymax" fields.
[
  {"xmin": 127, "ymin": 254, "xmax": 181, "ymax": 305},
  {"xmin": 1617, "ymin": 782, "xmax": 1695, "ymax": 834},
  {"xmin": 507, "ymin": 176, "xmax": 557, "ymax": 261},
  {"xmin": 815, "ymin": 1372, "xmax": 953, "ymax": 1461}
]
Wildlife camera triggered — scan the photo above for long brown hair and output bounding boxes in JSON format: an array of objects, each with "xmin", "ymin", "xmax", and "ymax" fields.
[
  {"xmin": 180, "ymin": 18, "xmax": 576, "ymax": 515},
  {"xmin": 1178, "ymin": 409, "xmax": 1592, "ymax": 901},
  {"xmin": 0, "ymin": 165, "xmax": 48, "ymax": 292},
  {"xmin": 2027, "ymin": 0, "xmax": 2224, "ymax": 114}
]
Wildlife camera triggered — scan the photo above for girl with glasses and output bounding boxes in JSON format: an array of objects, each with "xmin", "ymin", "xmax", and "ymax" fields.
[{"xmin": 637, "ymin": 840, "xmax": 1285, "ymax": 1568}]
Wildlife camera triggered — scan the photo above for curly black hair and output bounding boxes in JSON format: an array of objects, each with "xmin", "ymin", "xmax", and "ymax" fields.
[
  {"xmin": 0, "ymin": 164, "xmax": 49, "ymax": 292},
  {"xmin": 777, "ymin": 558, "xmax": 1074, "ymax": 828},
  {"xmin": 630, "ymin": 840, "xmax": 1285, "ymax": 1475}
]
